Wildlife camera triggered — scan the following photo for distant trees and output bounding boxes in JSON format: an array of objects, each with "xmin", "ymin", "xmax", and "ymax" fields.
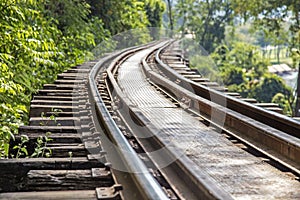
[
  {"xmin": 212, "ymin": 42, "xmax": 268, "ymax": 78},
  {"xmin": 145, "ymin": 0, "xmax": 167, "ymax": 39},
  {"xmin": 189, "ymin": 39, "xmax": 293, "ymax": 114},
  {"xmin": 221, "ymin": 66, "xmax": 245, "ymax": 86},
  {"xmin": 86, "ymin": 0, "xmax": 146, "ymax": 34},
  {"xmin": 250, "ymin": 74, "xmax": 291, "ymax": 103},
  {"xmin": 228, "ymin": 0, "xmax": 298, "ymax": 115},
  {"xmin": 166, "ymin": 0, "xmax": 174, "ymax": 32},
  {"xmin": 174, "ymin": 0, "xmax": 233, "ymax": 53},
  {"xmin": 165, "ymin": 0, "xmax": 299, "ymax": 61},
  {"xmin": 167, "ymin": 0, "xmax": 296, "ymax": 114},
  {"xmin": 86, "ymin": 0, "xmax": 165, "ymax": 35},
  {"xmin": 145, "ymin": 0, "xmax": 166, "ymax": 28},
  {"xmin": 209, "ymin": 42, "xmax": 293, "ymax": 115},
  {"xmin": 232, "ymin": 0, "xmax": 300, "ymax": 66}
]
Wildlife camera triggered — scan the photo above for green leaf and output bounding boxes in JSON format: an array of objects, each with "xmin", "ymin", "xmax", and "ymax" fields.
[{"xmin": 21, "ymin": 147, "xmax": 28, "ymax": 156}]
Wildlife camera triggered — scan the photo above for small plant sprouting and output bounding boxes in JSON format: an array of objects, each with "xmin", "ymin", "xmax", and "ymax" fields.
[
  {"xmin": 39, "ymin": 108, "xmax": 62, "ymax": 126},
  {"xmin": 31, "ymin": 132, "xmax": 52, "ymax": 158},
  {"xmin": 11, "ymin": 133, "xmax": 53, "ymax": 158},
  {"xmin": 31, "ymin": 109, "xmax": 60, "ymax": 158},
  {"xmin": 68, "ymin": 151, "xmax": 73, "ymax": 160},
  {"xmin": 11, "ymin": 108, "xmax": 60, "ymax": 158},
  {"xmin": 12, "ymin": 135, "xmax": 29, "ymax": 158}
]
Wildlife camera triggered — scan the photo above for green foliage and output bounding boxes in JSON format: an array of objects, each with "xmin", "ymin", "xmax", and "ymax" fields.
[
  {"xmin": 227, "ymin": 83, "xmax": 249, "ymax": 98},
  {"xmin": 0, "ymin": 0, "xmax": 109, "ymax": 158},
  {"xmin": 250, "ymin": 74, "xmax": 292, "ymax": 103},
  {"xmin": 86, "ymin": 0, "xmax": 151, "ymax": 35},
  {"xmin": 44, "ymin": 0, "xmax": 110, "ymax": 64},
  {"xmin": 145, "ymin": 0, "xmax": 166, "ymax": 28},
  {"xmin": 291, "ymin": 49, "xmax": 300, "ymax": 70},
  {"xmin": 145, "ymin": 0, "xmax": 166, "ymax": 39},
  {"xmin": 175, "ymin": 0, "xmax": 233, "ymax": 53},
  {"xmin": 272, "ymin": 93, "xmax": 292, "ymax": 116},
  {"xmin": 212, "ymin": 42, "xmax": 292, "ymax": 115},
  {"xmin": 12, "ymin": 135, "xmax": 29, "ymax": 158},
  {"xmin": 189, "ymin": 55, "xmax": 219, "ymax": 82},
  {"xmin": 44, "ymin": 0, "xmax": 91, "ymax": 32},
  {"xmin": 31, "ymin": 132, "xmax": 52, "ymax": 158},
  {"xmin": 232, "ymin": 0, "xmax": 300, "ymax": 67},
  {"xmin": 225, "ymin": 24, "xmax": 260, "ymax": 46},
  {"xmin": 221, "ymin": 65, "xmax": 245, "ymax": 85},
  {"xmin": 0, "ymin": 0, "xmax": 159, "ymax": 158},
  {"xmin": 0, "ymin": 0, "xmax": 57, "ymax": 157},
  {"xmin": 212, "ymin": 42, "xmax": 269, "ymax": 79},
  {"xmin": 11, "ymin": 132, "xmax": 53, "ymax": 158},
  {"xmin": 40, "ymin": 108, "xmax": 62, "ymax": 126},
  {"xmin": 10, "ymin": 110, "xmax": 59, "ymax": 158}
]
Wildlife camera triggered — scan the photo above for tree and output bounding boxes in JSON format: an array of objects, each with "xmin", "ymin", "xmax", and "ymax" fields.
[
  {"xmin": 175, "ymin": 0, "xmax": 234, "ymax": 53},
  {"xmin": 266, "ymin": 28, "xmax": 288, "ymax": 64},
  {"xmin": 292, "ymin": 49, "xmax": 300, "ymax": 116},
  {"xmin": 44, "ymin": 0, "xmax": 91, "ymax": 32},
  {"xmin": 211, "ymin": 42, "xmax": 293, "ymax": 107},
  {"xmin": 220, "ymin": 65, "xmax": 245, "ymax": 85},
  {"xmin": 144, "ymin": 0, "xmax": 166, "ymax": 39},
  {"xmin": 212, "ymin": 42, "xmax": 269, "ymax": 79},
  {"xmin": 0, "ymin": 0, "xmax": 60, "ymax": 157},
  {"xmin": 166, "ymin": 0, "xmax": 174, "ymax": 33},
  {"xmin": 86, "ymin": 0, "xmax": 150, "ymax": 35},
  {"xmin": 1, "ymin": 0, "xmax": 161, "ymax": 158},
  {"xmin": 44, "ymin": 0, "xmax": 107, "ymax": 63},
  {"xmin": 0, "ymin": 0, "xmax": 110, "ymax": 157},
  {"xmin": 145, "ymin": 0, "xmax": 166, "ymax": 28},
  {"xmin": 250, "ymin": 74, "xmax": 292, "ymax": 103},
  {"xmin": 232, "ymin": 0, "xmax": 300, "ymax": 66},
  {"xmin": 272, "ymin": 93, "xmax": 292, "ymax": 116}
]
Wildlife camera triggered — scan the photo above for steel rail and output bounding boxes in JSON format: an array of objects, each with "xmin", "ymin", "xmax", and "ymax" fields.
[
  {"xmin": 89, "ymin": 43, "xmax": 169, "ymax": 200},
  {"xmin": 155, "ymin": 43, "xmax": 300, "ymax": 138}
]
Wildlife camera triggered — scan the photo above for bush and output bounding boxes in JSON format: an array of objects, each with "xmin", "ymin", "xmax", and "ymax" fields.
[
  {"xmin": 250, "ymin": 74, "xmax": 292, "ymax": 103},
  {"xmin": 0, "ymin": 0, "xmax": 108, "ymax": 158}
]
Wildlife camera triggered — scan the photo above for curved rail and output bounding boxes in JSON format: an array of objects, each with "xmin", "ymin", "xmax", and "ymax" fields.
[
  {"xmin": 141, "ymin": 41, "xmax": 300, "ymax": 170},
  {"xmin": 88, "ymin": 43, "xmax": 169, "ymax": 200},
  {"xmin": 155, "ymin": 43, "xmax": 300, "ymax": 138}
]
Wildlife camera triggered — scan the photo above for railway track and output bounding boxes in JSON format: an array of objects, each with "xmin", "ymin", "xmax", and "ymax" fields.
[
  {"xmin": 0, "ymin": 40, "xmax": 299, "ymax": 199},
  {"xmin": 148, "ymin": 41, "xmax": 300, "ymax": 168}
]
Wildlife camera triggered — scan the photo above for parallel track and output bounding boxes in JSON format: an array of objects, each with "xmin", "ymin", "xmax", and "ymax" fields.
[
  {"xmin": 110, "ymin": 40, "xmax": 300, "ymax": 199},
  {"xmin": 155, "ymin": 42, "xmax": 300, "ymax": 137},
  {"xmin": 144, "ymin": 41, "xmax": 300, "ymax": 170}
]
